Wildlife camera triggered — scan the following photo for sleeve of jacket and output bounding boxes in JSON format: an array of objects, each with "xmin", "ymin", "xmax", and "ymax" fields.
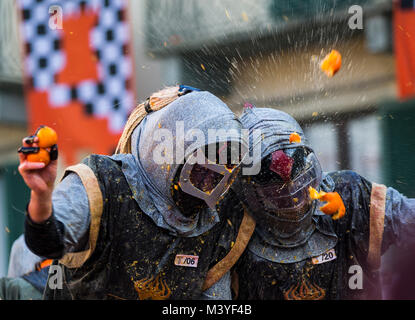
[
  {"xmin": 330, "ymin": 171, "xmax": 415, "ymax": 260},
  {"xmin": 382, "ymin": 187, "xmax": 415, "ymax": 252},
  {"xmin": 24, "ymin": 172, "xmax": 91, "ymax": 259},
  {"xmin": 200, "ymin": 271, "xmax": 232, "ymax": 300},
  {"xmin": 327, "ymin": 170, "xmax": 373, "ymax": 267}
]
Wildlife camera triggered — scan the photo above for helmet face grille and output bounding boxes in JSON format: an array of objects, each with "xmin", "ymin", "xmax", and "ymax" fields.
[
  {"xmin": 240, "ymin": 149, "xmax": 322, "ymax": 219},
  {"xmin": 188, "ymin": 164, "xmax": 224, "ymax": 192},
  {"xmin": 178, "ymin": 142, "xmax": 244, "ymax": 210}
]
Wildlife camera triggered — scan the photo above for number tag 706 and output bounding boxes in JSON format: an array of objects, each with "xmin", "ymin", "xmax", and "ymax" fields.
[{"xmin": 174, "ymin": 254, "xmax": 199, "ymax": 268}]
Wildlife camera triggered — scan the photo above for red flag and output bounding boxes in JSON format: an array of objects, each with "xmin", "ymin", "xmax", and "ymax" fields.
[
  {"xmin": 394, "ymin": 0, "xmax": 415, "ymax": 100},
  {"xmin": 17, "ymin": 0, "xmax": 136, "ymax": 165}
]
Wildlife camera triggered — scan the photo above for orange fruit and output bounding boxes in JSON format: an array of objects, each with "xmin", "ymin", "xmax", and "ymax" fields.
[
  {"xmin": 27, "ymin": 148, "xmax": 50, "ymax": 166},
  {"xmin": 320, "ymin": 50, "xmax": 342, "ymax": 77},
  {"xmin": 36, "ymin": 126, "xmax": 58, "ymax": 148}
]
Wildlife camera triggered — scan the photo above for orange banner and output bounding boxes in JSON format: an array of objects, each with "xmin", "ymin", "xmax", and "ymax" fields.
[
  {"xmin": 17, "ymin": 0, "xmax": 136, "ymax": 165},
  {"xmin": 394, "ymin": 1, "xmax": 415, "ymax": 100}
]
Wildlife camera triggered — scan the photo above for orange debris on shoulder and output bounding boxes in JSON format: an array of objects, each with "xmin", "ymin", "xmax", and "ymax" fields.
[{"xmin": 289, "ymin": 132, "xmax": 301, "ymax": 144}]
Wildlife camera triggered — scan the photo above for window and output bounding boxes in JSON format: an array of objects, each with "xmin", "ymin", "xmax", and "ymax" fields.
[
  {"xmin": 304, "ymin": 122, "xmax": 339, "ymax": 173},
  {"xmin": 303, "ymin": 111, "xmax": 382, "ymax": 183},
  {"xmin": 349, "ymin": 115, "xmax": 382, "ymax": 183}
]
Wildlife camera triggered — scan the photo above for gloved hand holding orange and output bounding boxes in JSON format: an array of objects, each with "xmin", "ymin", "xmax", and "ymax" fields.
[{"xmin": 18, "ymin": 125, "xmax": 58, "ymax": 166}]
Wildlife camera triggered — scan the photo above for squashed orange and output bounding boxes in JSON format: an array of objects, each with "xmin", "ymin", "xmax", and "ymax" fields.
[
  {"xmin": 319, "ymin": 192, "xmax": 346, "ymax": 220},
  {"xmin": 308, "ymin": 186, "xmax": 346, "ymax": 220},
  {"xmin": 309, "ymin": 186, "xmax": 324, "ymax": 200}
]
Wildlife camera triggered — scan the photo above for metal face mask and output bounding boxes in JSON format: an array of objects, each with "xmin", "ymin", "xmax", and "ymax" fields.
[
  {"xmin": 241, "ymin": 146, "xmax": 323, "ymax": 221},
  {"xmin": 236, "ymin": 107, "xmax": 337, "ymax": 256},
  {"xmin": 128, "ymin": 90, "xmax": 246, "ymax": 237},
  {"xmin": 179, "ymin": 142, "xmax": 244, "ymax": 210}
]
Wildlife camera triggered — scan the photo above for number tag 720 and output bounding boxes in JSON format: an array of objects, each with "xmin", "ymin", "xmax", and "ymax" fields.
[{"xmin": 312, "ymin": 249, "xmax": 337, "ymax": 265}]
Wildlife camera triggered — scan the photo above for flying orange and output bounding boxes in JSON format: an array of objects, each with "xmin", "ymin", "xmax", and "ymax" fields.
[{"xmin": 320, "ymin": 50, "xmax": 342, "ymax": 77}]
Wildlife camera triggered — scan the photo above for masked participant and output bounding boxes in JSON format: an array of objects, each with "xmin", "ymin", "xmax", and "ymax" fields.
[
  {"xmin": 19, "ymin": 86, "xmax": 255, "ymax": 300},
  {"xmin": 0, "ymin": 235, "xmax": 50, "ymax": 300},
  {"xmin": 232, "ymin": 107, "xmax": 415, "ymax": 300}
]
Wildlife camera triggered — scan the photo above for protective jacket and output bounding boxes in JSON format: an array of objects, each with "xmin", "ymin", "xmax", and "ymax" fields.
[
  {"xmin": 26, "ymin": 91, "xmax": 256, "ymax": 300},
  {"xmin": 236, "ymin": 170, "xmax": 394, "ymax": 300},
  {"xmin": 45, "ymin": 155, "xmax": 248, "ymax": 300},
  {"xmin": 234, "ymin": 107, "xmax": 415, "ymax": 300}
]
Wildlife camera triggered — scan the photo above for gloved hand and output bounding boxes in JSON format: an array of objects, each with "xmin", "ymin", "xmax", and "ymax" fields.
[
  {"xmin": 17, "ymin": 126, "xmax": 58, "ymax": 223},
  {"xmin": 18, "ymin": 125, "xmax": 58, "ymax": 166}
]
